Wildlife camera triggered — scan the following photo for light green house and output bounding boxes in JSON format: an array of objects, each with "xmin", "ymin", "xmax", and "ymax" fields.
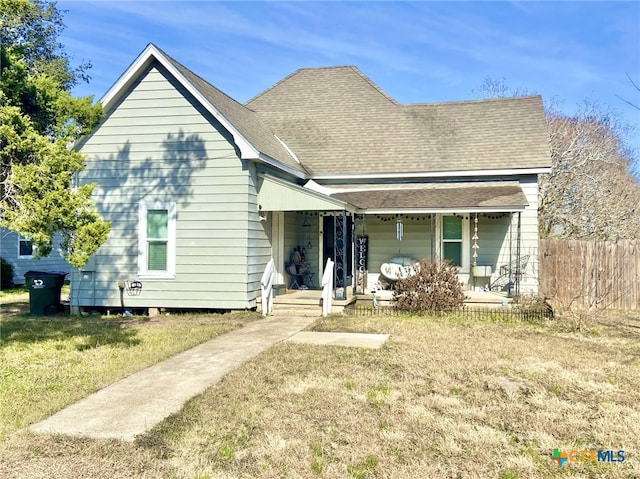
[{"xmin": 70, "ymin": 44, "xmax": 551, "ymax": 313}]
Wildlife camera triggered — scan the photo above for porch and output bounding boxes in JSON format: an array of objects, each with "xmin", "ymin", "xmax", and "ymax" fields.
[
  {"xmin": 257, "ymin": 175, "xmax": 539, "ymax": 311},
  {"xmin": 266, "ymin": 287, "xmax": 511, "ymax": 316},
  {"xmin": 273, "ymin": 210, "xmax": 532, "ymax": 297}
]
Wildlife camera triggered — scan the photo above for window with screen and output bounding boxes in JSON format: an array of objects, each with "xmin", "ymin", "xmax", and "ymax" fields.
[
  {"xmin": 139, "ymin": 202, "xmax": 176, "ymax": 278},
  {"xmin": 442, "ymin": 215, "xmax": 463, "ymax": 266},
  {"xmin": 19, "ymin": 236, "xmax": 34, "ymax": 258}
]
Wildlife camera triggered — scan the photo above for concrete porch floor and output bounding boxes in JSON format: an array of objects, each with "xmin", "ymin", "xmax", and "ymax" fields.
[{"xmin": 274, "ymin": 287, "xmax": 511, "ymax": 311}]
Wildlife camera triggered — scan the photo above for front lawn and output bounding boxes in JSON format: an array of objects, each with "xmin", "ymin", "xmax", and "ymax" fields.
[
  {"xmin": 0, "ymin": 306, "xmax": 249, "ymax": 441},
  {"xmin": 1, "ymin": 309, "xmax": 639, "ymax": 478}
]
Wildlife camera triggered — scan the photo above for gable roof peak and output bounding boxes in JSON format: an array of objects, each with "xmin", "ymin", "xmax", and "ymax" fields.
[
  {"xmin": 98, "ymin": 43, "xmax": 307, "ymax": 177},
  {"xmin": 246, "ymin": 64, "xmax": 398, "ymax": 107}
]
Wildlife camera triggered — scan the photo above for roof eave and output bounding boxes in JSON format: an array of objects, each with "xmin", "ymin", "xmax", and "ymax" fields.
[
  {"xmin": 362, "ymin": 206, "xmax": 527, "ymax": 215},
  {"xmin": 257, "ymin": 153, "xmax": 308, "ymax": 180},
  {"xmin": 258, "ymin": 173, "xmax": 355, "ymax": 212},
  {"xmin": 313, "ymin": 167, "xmax": 551, "ymax": 181},
  {"xmin": 100, "ymin": 44, "xmax": 261, "ymax": 160}
]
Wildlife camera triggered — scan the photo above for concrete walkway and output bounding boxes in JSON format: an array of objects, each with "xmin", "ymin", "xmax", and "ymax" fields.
[
  {"xmin": 287, "ymin": 331, "xmax": 389, "ymax": 349},
  {"xmin": 30, "ymin": 315, "xmax": 316, "ymax": 442}
]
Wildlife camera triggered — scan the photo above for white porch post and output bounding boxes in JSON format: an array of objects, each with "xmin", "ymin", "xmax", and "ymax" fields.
[{"xmin": 271, "ymin": 211, "xmax": 285, "ymax": 285}]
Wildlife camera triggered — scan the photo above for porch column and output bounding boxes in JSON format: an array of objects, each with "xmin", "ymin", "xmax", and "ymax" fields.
[
  {"xmin": 515, "ymin": 212, "xmax": 522, "ymax": 297},
  {"xmin": 271, "ymin": 211, "xmax": 285, "ymax": 285},
  {"xmin": 354, "ymin": 214, "xmax": 367, "ymax": 295},
  {"xmin": 430, "ymin": 213, "xmax": 436, "ymax": 260},
  {"xmin": 333, "ymin": 212, "xmax": 347, "ymax": 299}
]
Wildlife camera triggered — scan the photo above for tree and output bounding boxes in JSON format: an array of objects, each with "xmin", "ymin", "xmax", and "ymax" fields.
[
  {"xmin": 615, "ymin": 73, "xmax": 640, "ymax": 112},
  {"xmin": 475, "ymin": 77, "xmax": 640, "ymax": 240},
  {"xmin": 0, "ymin": 0, "xmax": 109, "ymax": 267},
  {"xmin": 542, "ymin": 101, "xmax": 640, "ymax": 239}
]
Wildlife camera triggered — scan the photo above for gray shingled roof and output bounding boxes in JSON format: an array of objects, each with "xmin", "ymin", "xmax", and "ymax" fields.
[
  {"xmin": 246, "ymin": 66, "xmax": 551, "ymax": 177},
  {"xmin": 159, "ymin": 49, "xmax": 307, "ymax": 175},
  {"xmin": 330, "ymin": 182, "xmax": 529, "ymax": 211}
]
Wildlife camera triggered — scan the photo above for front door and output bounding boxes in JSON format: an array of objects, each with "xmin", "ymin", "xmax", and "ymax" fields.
[{"xmin": 322, "ymin": 215, "xmax": 353, "ymax": 288}]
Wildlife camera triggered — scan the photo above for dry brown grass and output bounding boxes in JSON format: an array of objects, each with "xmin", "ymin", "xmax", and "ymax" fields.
[{"xmin": 2, "ymin": 311, "xmax": 639, "ymax": 478}]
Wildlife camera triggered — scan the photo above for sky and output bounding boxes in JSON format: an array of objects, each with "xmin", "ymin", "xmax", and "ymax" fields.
[{"xmin": 58, "ymin": 1, "xmax": 640, "ymax": 158}]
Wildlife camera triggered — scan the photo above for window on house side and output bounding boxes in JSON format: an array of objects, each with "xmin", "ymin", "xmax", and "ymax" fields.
[
  {"xmin": 147, "ymin": 209, "xmax": 169, "ymax": 270},
  {"xmin": 139, "ymin": 202, "xmax": 176, "ymax": 278},
  {"xmin": 442, "ymin": 216, "xmax": 463, "ymax": 267},
  {"xmin": 18, "ymin": 236, "xmax": 33, "ymax": 258}
]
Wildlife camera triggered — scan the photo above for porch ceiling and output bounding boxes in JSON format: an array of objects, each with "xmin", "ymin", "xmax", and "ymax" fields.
[
  {"xmin": 330, "ymin": 181, "xmax": 529, "ymax": 213},
  {"xmin": 257, "ymin": 174, "xmax": 353, "ymax": 211}
]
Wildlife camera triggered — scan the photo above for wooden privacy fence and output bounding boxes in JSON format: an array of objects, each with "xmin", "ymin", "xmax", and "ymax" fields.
[{"xmin": 539, "ymin": 239, "xmax": 640, "ymax": 310}]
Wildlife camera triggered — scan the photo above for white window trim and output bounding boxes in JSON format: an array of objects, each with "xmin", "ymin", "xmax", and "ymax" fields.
[
  {"xmin": 18, "ymin": 235, "xmax": 34, "ymax": 259},
  {"xmin": 438, "ymin": 215, "xmax": 470, "ymax": 273},
  {"xmin": 138, "ymin": 201, "xmax": 176, "ymax": 279}
]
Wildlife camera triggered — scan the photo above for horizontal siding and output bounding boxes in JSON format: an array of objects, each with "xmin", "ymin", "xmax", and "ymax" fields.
[
  {"xmin": 101, "ymin": 241, "xmax": 250, "ymax": 253},
  {"xmin": 80, "ymin": 169, "xmax": 251, "ymax": 186},
  {"xmin": 517, "ymin": 176, "xmax": 540, "ymax": 293},
  {"xmin": 73, "ymin": 202, "xmax": 252, "ymax": 219},
  {"xmin": 474, "ymin": 176, "xmax": 539, "ymax": 293},
  {"xmin": 71, "ymin": 63, "xmax": 258, "ymax": 310},
  {"xmin": 98, "ymin": 114, "xmax": 213, "ymax": 128},
  {"xmin": 1, "ymin": 229, "xmax": 72, "ymax": 285},
  {"xmin": 82, "ymin": 142, "xmax": 237, "ymax": 157},
  {"xmin": 73, "ymin": 274, "xmax": 253, "ymax": 310},
  {"xmin": 91, "ymin": 191, "xmax": 253, "ymax": 204},
  {"xmin": 247, "ymin": 171, "xmax": 272, "ymax": 301},
  {"xmin": 360, "ymin": 178, "xmax": 540, "ymax": 294},
  {"xmin": 365, "ymin": 215, "xmax": 433, "ymax": 272}
]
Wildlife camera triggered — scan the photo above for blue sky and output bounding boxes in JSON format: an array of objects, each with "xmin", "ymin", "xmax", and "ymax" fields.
[{"xmin": 58, "ymin": 1, "xmax": 640, "ymax": 157}]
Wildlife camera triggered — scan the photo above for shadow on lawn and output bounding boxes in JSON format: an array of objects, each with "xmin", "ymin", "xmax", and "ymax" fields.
[{"xmin": 0, "ymin": 316, "xmax": 141, "ymax": 350}]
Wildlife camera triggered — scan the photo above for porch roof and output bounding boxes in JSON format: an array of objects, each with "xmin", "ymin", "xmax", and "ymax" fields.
[
  {"xmin": 330, "ymin": 181, "xmax": 528, "ymax": 213},
  {"xmin": 257, "ymin": 174, "xmax": 353, "ymax": 212}
]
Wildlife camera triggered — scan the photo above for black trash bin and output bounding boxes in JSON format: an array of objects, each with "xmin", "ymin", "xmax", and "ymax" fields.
[{"xmin": 24, "ymin": 271, "xmax": 68, "ymax": 315}]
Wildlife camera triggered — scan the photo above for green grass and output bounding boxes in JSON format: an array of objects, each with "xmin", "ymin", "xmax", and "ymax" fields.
[
  {"xmin": 0, "ymin": 285, "xmax": 30, "ymax": 302},
  {"xmin": 0, "ymin": 310, "xmax": 248, "ymax": 441},
  {"xmin": 1, "ymin": 308, "xmax": 639, "ymax": 479}
]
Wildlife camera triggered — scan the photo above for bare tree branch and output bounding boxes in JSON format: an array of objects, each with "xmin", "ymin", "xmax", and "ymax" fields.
[{"xmin": 614, "ymin": 73, "xmax": 640, "ymax": 111}]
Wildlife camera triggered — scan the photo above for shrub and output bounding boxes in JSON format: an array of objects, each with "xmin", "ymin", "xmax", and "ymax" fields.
[
  {"xmin": 512, "ymin": 293, "xmax": 554, "ymax": 320},
  {"xmin": 1, "ymin": 257, "xmax": 14, "ymax": 290},
  {"xmin": 393, "ymin": 258, "xmax": 465, "ymax": 312}
]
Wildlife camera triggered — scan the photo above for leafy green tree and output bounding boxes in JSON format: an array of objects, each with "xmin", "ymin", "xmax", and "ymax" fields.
[{"xmin": 0, "ymin": 0, "xmax": 109, "ymax": 267}]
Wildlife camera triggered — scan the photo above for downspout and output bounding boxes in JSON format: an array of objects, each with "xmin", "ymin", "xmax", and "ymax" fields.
[{"xmin": 509, "ymin": 213, "xmax": 513, "ymax": 297}]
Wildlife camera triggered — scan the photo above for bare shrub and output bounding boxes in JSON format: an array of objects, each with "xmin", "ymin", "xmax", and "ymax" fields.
[
  {"xmin": 392, "ymin": 258, "xmax": 465, "ymax": 312},
  {"xmin": 512, "ymin": 294, "xmax": 554, "ymax": 320}
]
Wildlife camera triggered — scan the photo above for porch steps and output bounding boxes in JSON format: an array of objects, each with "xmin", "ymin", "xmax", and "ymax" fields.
[
  {"xmin": 266, "ymin": 290, "xmax": 356, "ymax": 316},
  {"xmin": 267, "ymin": 291, "xmax": 321, "ymax": 317}
]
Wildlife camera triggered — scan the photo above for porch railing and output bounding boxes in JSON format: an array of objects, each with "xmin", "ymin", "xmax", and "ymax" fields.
[
  {"xmin": 260, "ymin": 258, "xmax": 275, "ymax": 316},
  {"xmin": 321, "ymin": 258, "xmax": 334, "ymax": 317}
]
